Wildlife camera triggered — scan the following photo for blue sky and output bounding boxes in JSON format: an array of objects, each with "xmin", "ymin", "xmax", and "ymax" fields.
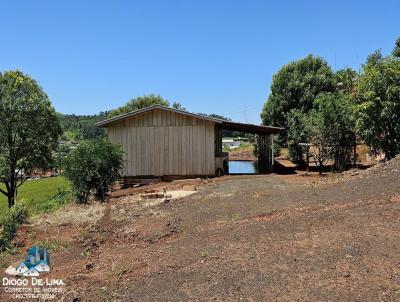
[{"xmin": 1, "ymin": 1, "xmax": 399, "ymax": 123}]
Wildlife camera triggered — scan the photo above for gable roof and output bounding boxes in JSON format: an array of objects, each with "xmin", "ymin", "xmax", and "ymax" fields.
[
  {"xmin": 96, "ymin": 105, "xmax": 283, "ymax": 134},
  {"xmin": 19, "ymin": 261, "xmax": 34, "ymax": 269},
  {"xmin": 23, "ymin": 267, "xmax": 40, "ymax": 275},
  {"xmin": 96, "ymin": 105, "xmax": 222, "ymax": 127},
  {"xmin": 34, "ymin": 260, "xmax": 50, "ymax": 266}
]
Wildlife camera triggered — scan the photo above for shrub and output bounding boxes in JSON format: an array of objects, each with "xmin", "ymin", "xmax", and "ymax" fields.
[
  {"xmin": 0, "ymin": 204, "xmax": 29, "ymax": 251},
  {"xmin": 63, "ymin": 139, "xmax": 124, "ymax": 203},
  {"xmin": 2, "ymin": 204, "xmax": 29, "ymax": 226}
]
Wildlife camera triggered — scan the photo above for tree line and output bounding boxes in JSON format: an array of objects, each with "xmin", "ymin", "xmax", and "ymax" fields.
[{"xmin": 261, "ymin": 37, "xmax": 400, "ymax": 173}]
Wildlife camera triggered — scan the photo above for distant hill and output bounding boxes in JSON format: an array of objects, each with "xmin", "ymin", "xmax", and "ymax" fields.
[{"xmin": 58, "ymin": 112, "xmax": 109, "ymax": 141}]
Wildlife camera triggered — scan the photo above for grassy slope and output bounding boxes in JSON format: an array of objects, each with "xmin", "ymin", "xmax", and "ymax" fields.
[{"xmin": 0, "ymin": 176, "xmax": 71, "ymax": 216}]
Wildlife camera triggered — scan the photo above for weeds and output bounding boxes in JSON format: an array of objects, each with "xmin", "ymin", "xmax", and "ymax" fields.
[
  {"xmin": 36, "ymin": 238, "xmax": 70, "ymax": 252},
  {"xmin": 111, "ymin": 261, "xmax": 129, "ymax": 280},
  {"xmin": 227, "ymin": 213, "xmax": 240, "ymax": 221},
  {"xmin": 200, "ymin": 250, "xmax": 209, "ymax": 258},
  {"xmin": 114, "ymin": 268, "xmax": 128, "ymax": 279},
  {"xmin": 32, "ymin": 189, "xmax": 72, "ymax": 215},
  {"xmin": 80, "ymin": 250, "xmax": 91, "ymax": 259}
]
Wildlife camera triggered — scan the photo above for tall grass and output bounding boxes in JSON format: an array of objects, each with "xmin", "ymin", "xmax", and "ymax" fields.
[{"xmin": 0, "ymin": 176, "xmax": 71, "ymax": 217}]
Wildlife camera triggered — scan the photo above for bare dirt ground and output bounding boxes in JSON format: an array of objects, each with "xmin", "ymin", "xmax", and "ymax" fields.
[
  {"xmin": 228, "ymin": 145, "xmax": 256, "ymax": 161},
  {"xmin": 1, "ymin": 158, "xmax": 400, "ymax": 301}
]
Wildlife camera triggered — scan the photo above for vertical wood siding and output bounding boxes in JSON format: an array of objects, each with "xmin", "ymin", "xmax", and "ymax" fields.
[{"xmin": 106, "ymin": 109, "xmax": 216, "ymax": 176}]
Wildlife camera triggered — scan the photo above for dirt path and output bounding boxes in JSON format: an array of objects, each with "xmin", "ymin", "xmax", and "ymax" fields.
[{"xmin": 1, "ymin": 159, "xmax": 400, "ymax": 301}]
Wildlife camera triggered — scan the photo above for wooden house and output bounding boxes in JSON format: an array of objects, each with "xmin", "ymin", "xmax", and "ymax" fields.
[{"xmin": 96, "ymin": 105, "xmax": 281, "ymax": 179}]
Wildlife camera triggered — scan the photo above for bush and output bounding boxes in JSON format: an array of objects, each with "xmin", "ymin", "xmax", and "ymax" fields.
[
  {"xmin": 0, "ymin": 204, "xmax": 29, "ymax": 251},
  {"xmin": 63, "ymin": 139, "xmax": 124, "ymax": 203},
  {"xmin": 2, "ymin": 204, "xmax": 29, "ymax": 226}
]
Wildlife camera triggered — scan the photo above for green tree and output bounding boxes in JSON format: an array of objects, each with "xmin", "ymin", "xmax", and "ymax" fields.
[
  {"xmin": 261, "ymin": 55, "xmax": 335, "ymax": 144},
  {"xmin": 286, "ymin": 109, "xmax": 308, "ymax": 165},
  {"xmin": 392, "ymin": 37, "xmax": 400, "ymax": 58},
  {"xmin": 0, "ymin": 70, "xmax": 61, "ymax": 208},
  {"xmin": 365, "ymin": 49, "xmax": 383, "ymax": 66},
  {"xmin": 314, "ymin": 93, "xmax": 355, "ymax": 171},
  {"xmin": 109, "ymin": 94, "xmax": 170, "ymax": 117},
  {"xmin": 53, "ymin": 142, "xmax": 74, "ymax": 173},
  {"xmin": 304, "ymin": 107, "xmax": 332, "ymax": 174},
  {"xmin": 288, "ymin": 92, "xmax": 355, "ymax": 174},
  {"xmin": 63, "ymin": 140, "xmax": 124, "ymax": 203},
  {"xmin": 172, "ymin": 101, "xmax": 186, "ymax": 111},
  {"xmin": 335, "ymin": 67, "xmax": 358, "ymax": 94},
  {"xmin": 356, "ymin": 50, "xmax": 400, "ymax": 159}
]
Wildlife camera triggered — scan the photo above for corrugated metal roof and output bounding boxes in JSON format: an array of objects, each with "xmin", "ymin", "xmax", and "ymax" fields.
[
  {"xmin": 219, "ymin": 120, "xmax": 282, "ymax": 134},
  {"xmin": 96, "ymin": 105, "xmax": 283, "ymax": 134}
]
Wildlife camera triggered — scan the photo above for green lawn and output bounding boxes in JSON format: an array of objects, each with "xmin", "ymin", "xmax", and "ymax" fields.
[{"xmin": 0, "ymin": 176, "xmax": 71, "ymax": 217}]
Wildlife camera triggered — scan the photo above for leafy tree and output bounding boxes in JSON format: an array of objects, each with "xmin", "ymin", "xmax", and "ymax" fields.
[
  {"xmin": 109, "ymin": 94, "xmax": 170, "ymax": 117},
  {"xmin": 335, "ymin": 67, "xmax": 358, "ymax": 94},
  {"xmin": 172, "ymin": 101, "xmax": 186, "ymax": 111},
  {"xmin": 314, "ymin": 93, "xmax": 355, "ymax": 171},
  {"xmin": 53, "ymin": 142, "xmax": 74, "ymax": 173},
  {"xmin": 261, "ymin": 55, "xmax": 336, "ymax": 144},
  {"xmin": 392, "ymin": 37, "xmax": 400, "ymax": 58},
  {"xmin": 356, "ymin": 47, "xmax": 400, "ymax": 159},
  {"xmin": 291, "ymin": 92, "xmax": 355, "ymax": 174},
  {"xmin": 286, "ymin": 109, "xmax": 308, "ymax": 165},
  {"xmin": 303, "ymin": 108, "xmax": 332, "ymax": 174},
  {"xmin": 63, "ymin": 140, "xmax": 124, "ymax": 203},
  {"xmin": 198, "ymin": 113, "xmax": 246, "ymax": 137},
  {"xmin": 365, "ymin": 49, "xmax": 383, "ymax": 66},
  {"xmin": 0, "ymin": 70, "xmax": 62, "ymax": 208},
  {"xmin": 198, "ymin": 113, "xmax": 231, "ymax": 121}
]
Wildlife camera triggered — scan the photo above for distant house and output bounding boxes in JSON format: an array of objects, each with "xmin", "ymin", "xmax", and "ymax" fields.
[
  {"xmin": 16, "ymin": 246, "xmax": 50, "ymax": 276},
  {"xmin": 96, "ymin": 105, "xmax": 281, "ymax": 178},
  {"xmin": 222, "ymin": 138, "xmax": 248, "ymax": 149}
]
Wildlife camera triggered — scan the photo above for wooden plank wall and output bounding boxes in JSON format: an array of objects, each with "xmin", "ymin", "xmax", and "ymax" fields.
[
  {"xmin": 214, "ymin": 126, "xmax": 223, "ymax": 155},
  {"xmin": 107, "ymin": 109, "xmax": 216, "ymax": 176}
]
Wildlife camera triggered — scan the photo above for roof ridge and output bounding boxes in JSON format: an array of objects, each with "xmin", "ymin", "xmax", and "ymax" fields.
[{"xmin": 96, "ymin": 105, "xmax": 223, "ymax": 127}]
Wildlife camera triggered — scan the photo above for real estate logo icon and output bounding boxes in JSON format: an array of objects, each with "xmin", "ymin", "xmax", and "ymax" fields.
[{"xmin": 13, "ymin": 245, "xmax": 51, "ymax": 277}]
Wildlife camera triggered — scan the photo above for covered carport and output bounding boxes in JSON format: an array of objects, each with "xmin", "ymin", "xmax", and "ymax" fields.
[{"xmin": 214, "ymin": 120, "xmax": 282, "ymax": 174}]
